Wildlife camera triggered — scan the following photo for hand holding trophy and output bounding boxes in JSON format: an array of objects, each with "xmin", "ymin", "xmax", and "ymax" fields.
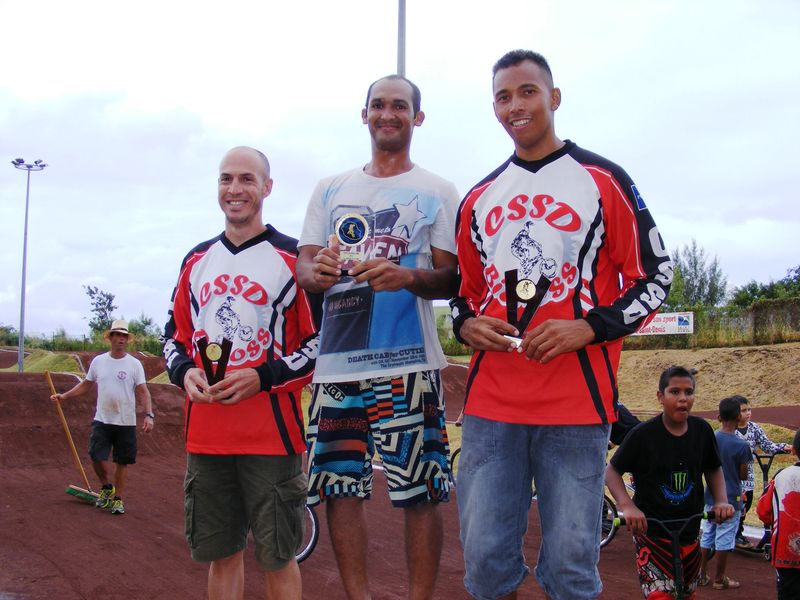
[
  {"xmin": 196, "ymin": 336, "xmax": 233, "ymax": 384},
  {"xmin": 502, "ymin": 269, "xmax": 552, "ymax": 348},
  {"xmin": 334, "ymin": 213, "xmax": 371, "ymax": 277}
]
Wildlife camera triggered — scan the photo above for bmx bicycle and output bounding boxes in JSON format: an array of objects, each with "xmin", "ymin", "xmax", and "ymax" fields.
[
  {"xmin": 614, "ymin": 510, "xmax": 716, "ymax": 600},
  {"xmin": 732, "ymin": 451, "xmax": 785, "ymax": 560}
]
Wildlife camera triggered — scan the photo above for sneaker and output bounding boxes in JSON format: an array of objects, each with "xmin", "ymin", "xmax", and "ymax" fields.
[
  {"xmin": 735, "ymin": 535, "xmax": 754, "ymax": 549},
  {"xmin": 110, "ymin": 497, "xmax": 125, "ymax": 515},
  {"xmin": 697, "ymin": 573, "xmax": 710, "ymax": 586},
  {"xmin": 712, "ymin": 576, "xmax": 740, "ymax": 590},
  {"xmin": 95, "ymin": 485, "xmax": 115, "ymax": 509}
]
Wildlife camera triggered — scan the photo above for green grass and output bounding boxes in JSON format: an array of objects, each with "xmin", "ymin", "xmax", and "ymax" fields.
[
  {"xmin": 1, "ymin": 349, "xmax": 81, "ymax": 374},
  {"xmin": 149, "ymin": 371, "xmax": 171, "ymax": 384}
]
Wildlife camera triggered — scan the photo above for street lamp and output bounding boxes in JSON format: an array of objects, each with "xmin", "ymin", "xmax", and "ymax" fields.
[
  {"xmin": 11, "ymin": 157, "xmax": 48, "ymax": 373},
  {"xmin": 397, "ymin": 0, "xmax": 406, "ymax": 76}
]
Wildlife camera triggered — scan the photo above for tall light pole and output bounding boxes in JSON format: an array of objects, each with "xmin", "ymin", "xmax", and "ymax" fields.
[
  {"xmin": 397, "ymin": 0, "xmax": 406, "ymax": 76},
  {"xmin": 11, "ymin": 157, "xmax": 48, "ymax": 373}
]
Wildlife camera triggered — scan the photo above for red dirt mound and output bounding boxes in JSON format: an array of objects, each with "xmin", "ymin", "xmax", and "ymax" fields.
[
  {"xmin": 0, "ymin": 349, "xmax": 19, "ymax": 368},
  {"xmin": 0, "ymin": 369, "xmax": 782, "ymax": 599}
]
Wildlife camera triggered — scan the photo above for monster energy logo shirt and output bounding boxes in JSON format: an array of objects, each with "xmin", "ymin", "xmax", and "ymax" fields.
[{"xmin": 610, "ymin": 414, "xmax": 721, "ymax": 543}]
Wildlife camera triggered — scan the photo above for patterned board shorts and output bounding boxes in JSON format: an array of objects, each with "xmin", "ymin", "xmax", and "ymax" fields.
[
  {"xmin": 306, "ymin": 369, "xmax": 451, "ymax": 508},
  {"xmin": 633, "ymin": 533, "xmax": 701, "ymax": 599}
]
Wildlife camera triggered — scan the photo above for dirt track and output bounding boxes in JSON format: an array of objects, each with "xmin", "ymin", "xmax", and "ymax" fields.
[{"xmin": 1, "ymin": 346, "xmax": 797, "ymax": 599}]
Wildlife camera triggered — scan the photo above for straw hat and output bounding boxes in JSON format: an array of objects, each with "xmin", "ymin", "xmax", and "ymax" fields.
[{"xmin": 103, "ymin": 319, "xmax": 135, "ymax": 341}]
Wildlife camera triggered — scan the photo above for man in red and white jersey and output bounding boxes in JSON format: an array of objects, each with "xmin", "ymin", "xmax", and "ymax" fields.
[
  {"xmin": 450, "ymin": 50, "xmax": 673, "ymax": 600},
  {"xmin": 163, "ymin": 147, "xmax": 319, "ymax": 600}
]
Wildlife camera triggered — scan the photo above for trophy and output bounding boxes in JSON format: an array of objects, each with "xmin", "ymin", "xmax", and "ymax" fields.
[
  {"xmin": 196, "ymin": 336, "xmax": 233, "ymax": 384},
  {"xmin": 503, "ymin": 269, "xmax": 552, "ymax": 348},
  {"xmin": 334, "ymin": 212, "xmax": 371, "ymax": 276}
]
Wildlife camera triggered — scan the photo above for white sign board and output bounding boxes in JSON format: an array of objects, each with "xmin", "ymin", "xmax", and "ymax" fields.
[{"xmin": 631, "ymin": 311, "xmax": 694, "ymax": 336}]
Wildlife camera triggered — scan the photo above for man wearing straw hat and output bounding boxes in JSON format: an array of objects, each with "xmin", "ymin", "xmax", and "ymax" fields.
[{"xmin": 50, "ymin": 319, "xmax": 154, "ymax": 515}]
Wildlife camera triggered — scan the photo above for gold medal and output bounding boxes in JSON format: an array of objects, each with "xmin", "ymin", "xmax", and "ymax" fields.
[
  {"xmin": 205, "ymin": 343, "xmax": 223, "ymax": 362},
  {"xmin": 516, "ymin": 279, "xmax": 536, "ymax": 301}
]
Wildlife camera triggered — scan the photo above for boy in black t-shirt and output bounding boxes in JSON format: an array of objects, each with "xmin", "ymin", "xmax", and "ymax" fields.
[{"xmin": 606, "ymin": 366, "xmax": 734, "ymax": 599}]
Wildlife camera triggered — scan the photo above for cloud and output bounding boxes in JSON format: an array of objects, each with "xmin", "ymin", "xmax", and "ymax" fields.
[{"xmin": 1, "ymin": 0, "xmax": 798, "ymax": 335}]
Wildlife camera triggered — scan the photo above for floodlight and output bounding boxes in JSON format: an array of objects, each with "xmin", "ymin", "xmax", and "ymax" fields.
[{"xmin": 10, "ymin": 156, "xmax": 48, "ymax": 372}]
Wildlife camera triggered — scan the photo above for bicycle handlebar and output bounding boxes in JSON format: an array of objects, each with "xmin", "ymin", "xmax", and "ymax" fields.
[
  {"xmin": 614, "ymin": 510, "xmax": 716, "ymax": 528},
  {"xmin": 613, "ymin": 510, "xmax": 718, "ymax": 599},
  {"xmin": 754, "ymin": 452, "xmax": 788, "ymax": 489}
]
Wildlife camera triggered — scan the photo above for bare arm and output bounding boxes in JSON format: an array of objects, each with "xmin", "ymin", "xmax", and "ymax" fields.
[
  {"xmin": 704, "ymin": 467, "xmax": 735, "ymax": 523},
  {"xmin": 350, "ymin": 247, "xmax": 458, "ymax": 299},
  {"xmin": 738, "ymin": 462, "xmax": 749, "ymax": 481},
  {"xmin": 135, "ymin": 383, "xmax": 154, "ymax": 433},
  {"xmin": 50, "ymin": 378, "xmax": 95, "ymax": 402},
  {"xmin": 409, "ymin": 247, "xmax": 459, "ymax": 299},
  {"xmin": 297, "ymin": 241, "xmax": 340, "ymax": 294},
  {"xmin": 298, "ymin": 237, "xmax": 458, "ymax": 300},
  {"xmin": 605, "ymin": 464, "xmax": 647, "ymax": 534}
]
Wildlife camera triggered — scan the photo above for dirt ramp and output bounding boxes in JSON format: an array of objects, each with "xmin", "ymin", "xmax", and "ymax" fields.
[
  {"xmin": 0, "ymin": 367, "xmax": 781, "ymax": 599},
  {"xmin": 0, "ymin": 349, "xmax": 19, "ymax": 368},
  {"xmin": 0, "ymin": 372, "xmax": 186, "ymax": 468},
  {"xmin": 71, "ymin": 351, "xmax": 166, "ymax": 380},
  {"xmin": 0, "ymin": 372, "xmax": 90, "ymax": 469}
]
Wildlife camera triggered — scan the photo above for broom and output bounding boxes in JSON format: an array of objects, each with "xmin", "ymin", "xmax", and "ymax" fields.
[{"xmin": 45, "ymin": 370, "xmax": 100, "ymax": 503}]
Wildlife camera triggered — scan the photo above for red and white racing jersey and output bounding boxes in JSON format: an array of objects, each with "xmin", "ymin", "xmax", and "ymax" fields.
[
  {"xmin": 164, "ymin": 226, "xmax": 318, "ymax": 455},
  {"xmin": 451, "ymin": 141, "xmax": 672, "ymax": 425}
]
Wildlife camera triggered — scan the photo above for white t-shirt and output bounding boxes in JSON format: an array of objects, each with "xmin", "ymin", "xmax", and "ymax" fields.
[
  {"xmin": 86, "ymin": 352, "xmax": 146, "ymax": 426},
  {"xmin": 300, "ymin": 165, "xmax": 459, "ymax": 382}
]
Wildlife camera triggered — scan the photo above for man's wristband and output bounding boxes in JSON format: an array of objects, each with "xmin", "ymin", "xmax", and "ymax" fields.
[{"xmin": 145, "ymin": 412, "xmax": 155, "ymax": 419}]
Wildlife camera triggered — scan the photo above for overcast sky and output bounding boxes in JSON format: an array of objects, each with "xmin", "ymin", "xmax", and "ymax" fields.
[{"xmin": 1, "ymin": 0, "xmax": 798, "ymax": 337}]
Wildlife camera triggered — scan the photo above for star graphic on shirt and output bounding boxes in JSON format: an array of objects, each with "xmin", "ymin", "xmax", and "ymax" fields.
[{"xmin": 392, "ymin": 196, "xmax": 425, "ymax": 239}]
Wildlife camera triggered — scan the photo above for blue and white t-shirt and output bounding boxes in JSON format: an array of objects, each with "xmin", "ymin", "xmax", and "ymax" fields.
[{"xmin": 300, "ymin": 165, "xmax": 458, "ymax": 382}]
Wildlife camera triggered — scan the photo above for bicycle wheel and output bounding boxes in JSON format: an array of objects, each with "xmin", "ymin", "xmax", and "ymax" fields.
[
  {"xmin": 296, "ymin": 504, "xmax": 319, "ymax": 563},
  {"xmin": 600, "ymin": 494, "xmax": 618, "ymax": 549},
  {"xmin": 450, "ymin": 448, "xmax": 461, "ymax": 483}
]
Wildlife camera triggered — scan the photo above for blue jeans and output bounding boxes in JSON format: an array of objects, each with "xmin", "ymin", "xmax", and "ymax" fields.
[{"xmin": 457, "ymin": 415, "xmax": 610, "ymax": 600}]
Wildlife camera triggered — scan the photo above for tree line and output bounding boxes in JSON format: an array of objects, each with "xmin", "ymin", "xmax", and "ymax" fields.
[
  {"xmin": 665, "ymin": 239, "xmax": 799, "ymax": 311},
  {"xmin": 632, "ymin": 239, "xmax": 799, "ymax": 348},
  {"xmin": 1, "ymin": 243, "xmax": 798, "ymax": 355}
]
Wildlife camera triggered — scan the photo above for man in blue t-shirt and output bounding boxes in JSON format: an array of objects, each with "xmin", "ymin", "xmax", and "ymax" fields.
[{"xmin": 296, "ymin": 74, "xmax": 459, "ymax": 599}]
